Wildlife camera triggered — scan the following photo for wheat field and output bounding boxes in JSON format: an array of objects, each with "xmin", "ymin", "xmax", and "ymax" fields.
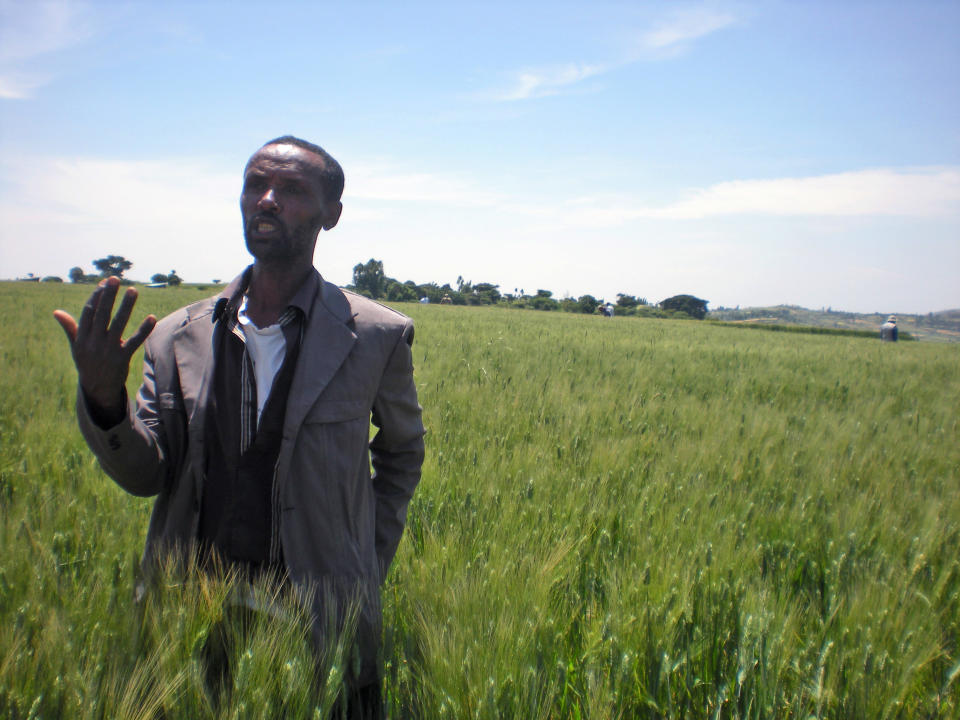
[{"xmin": 1, "ymin": 282, "xmax": 957, "ymax": 719}]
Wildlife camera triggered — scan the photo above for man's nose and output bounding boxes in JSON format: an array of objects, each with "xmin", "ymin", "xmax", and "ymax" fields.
[{"xmin": 258, "ymin": 188, "xmax": 280, "ymax": 211}]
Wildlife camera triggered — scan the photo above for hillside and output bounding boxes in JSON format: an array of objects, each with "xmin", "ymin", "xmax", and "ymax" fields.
[{"xmin": 708, "ymin": 305, "xmax": 960, "ymax": 343}]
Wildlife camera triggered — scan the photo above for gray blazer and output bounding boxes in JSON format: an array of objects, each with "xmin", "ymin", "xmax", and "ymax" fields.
[{"xmin": 77, "ymin": 269, "xmax": 425, "ymax": 683}]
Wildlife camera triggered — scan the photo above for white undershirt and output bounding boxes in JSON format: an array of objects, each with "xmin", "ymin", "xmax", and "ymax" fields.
[{"xmin": 238, "ymin": 295, "xmax": 287, "ymax": 425}]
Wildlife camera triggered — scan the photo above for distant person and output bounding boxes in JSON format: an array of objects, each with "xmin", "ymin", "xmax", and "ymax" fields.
[
  {"xmin": 53, "ymin": 136, "xmax": 425, "ymax": 717},
  {"xmin": 880, "ymin": 314, "xmax": 898, "ymax": 342},
  {"xmin": 603, "ymin": 303, "xmax": 615, "ymax": 318}
]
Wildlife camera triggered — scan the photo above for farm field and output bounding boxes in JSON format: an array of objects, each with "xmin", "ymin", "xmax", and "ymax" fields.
[{"xmin": 1, "ymin": 281, "xmax": 958, "ymax": 719}]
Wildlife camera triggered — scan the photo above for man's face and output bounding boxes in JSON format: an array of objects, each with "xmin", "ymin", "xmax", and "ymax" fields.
[{"xmin": 240, "ymin": 144, "xmax": 341, "ymax": 266}]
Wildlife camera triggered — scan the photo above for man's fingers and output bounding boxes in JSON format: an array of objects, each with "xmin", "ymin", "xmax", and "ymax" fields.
[
  {"xmin": 108, "ymin": 287, "xmax": 139, "ymax": 340},
  {"xmin": 91, "ymin": 277, "xmax": 120, "ymax": 333},
  {"xmin": 77, "ymin": 284, "xmax": 105, "ymax": 338},
  {"xmin": 53, "ymin": 310, "xmax": 78, "ymax": 344},
  {"xmin": 122, "ymin": 314, "xmax": 157, "ymax": 358}
]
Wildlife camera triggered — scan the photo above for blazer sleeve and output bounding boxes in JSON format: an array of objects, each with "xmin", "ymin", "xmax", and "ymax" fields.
[
  {"xmin": 369, "ymin": 318, "xmax": 426, "ymax": 576},
  {"xmin": 76, "ymin": 335, "xmax": 174, "ymax": 498}
]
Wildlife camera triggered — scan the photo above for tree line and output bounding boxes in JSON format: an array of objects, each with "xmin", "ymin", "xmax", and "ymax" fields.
[
  {"xmin": 67, "ymin": 256, "xmax": 182, "ymax": 287},
  {"xmin": 351, "ymin": 258, "xmax": 708, "ymax": 319},
  {"xmin": 56, "ymin": 254, "xmax": 708, "ymax": 320}
]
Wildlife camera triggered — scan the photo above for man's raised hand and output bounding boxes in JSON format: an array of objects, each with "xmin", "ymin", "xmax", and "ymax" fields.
[{"xmin": 53, "ymin": 276, "xmax": 157, "ymax": 423}]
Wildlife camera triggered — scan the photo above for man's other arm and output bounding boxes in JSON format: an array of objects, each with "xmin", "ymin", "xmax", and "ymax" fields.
[{"xmin": 369, "ymin": 319, "xmax": 426, "ymax": 578}]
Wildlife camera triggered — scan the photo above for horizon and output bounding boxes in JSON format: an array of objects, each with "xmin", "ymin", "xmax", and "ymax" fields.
[
  {"xmin": 6, "ymin": 274, "xmax": 958, "ymax": 319},
  {"xmin": 1, "ymin": 1, "xmax": 958, "ymax": 315}
]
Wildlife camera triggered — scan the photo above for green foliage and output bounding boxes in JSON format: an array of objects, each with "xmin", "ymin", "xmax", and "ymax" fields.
[
  {"xmin": 660, "ymin": 294, "xmax": 709, "ymax": 319},
  {"xmin": 69, "ymin": 267, "xmax": 99, "ymax": 284},
  {"xmin": 387, "ymin": 280, "xmax": 419, "ymax": 303},
  {"xmin": 528, "ymin": 295, "xmax": 559, "ymax": 311},
  {"xmin": 149, "ymin": 271, "xmax": 182, "ymax": 286},
  {"xmin": 615, "ymin": 294, "xmax": 646, "ymax": 309},
  {"xmin": 93, "ymin": 254, "xmax": 133, "ymax": 279},
  {"xmin": 352, "ymin": 258, "xmax": 386, "ymax": 299},
  {"xmin": 466, "ymin": 283, "xmax": 501, "ymax": 305},
  {"xmin": 2, "ymin": 283, "xmax": 958, "ymax": 718},
  {"xmin": 577, "ymin": 294, "xmax": 599, "ymax": 314}
]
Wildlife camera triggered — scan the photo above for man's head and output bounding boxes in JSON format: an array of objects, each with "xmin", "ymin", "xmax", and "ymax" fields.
[
  {"xmin": 252, "ymin": 135, "xmax": 345, "ymax": 203},
  {"xmin": 241, "ymin": 137, "xmax": 344, "ymax": 268}
]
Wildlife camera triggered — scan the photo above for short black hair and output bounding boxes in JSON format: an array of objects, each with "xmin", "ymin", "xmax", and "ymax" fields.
[{"xmin": 258, "ymin": 135, "xmax": 345, "ymax": 202}]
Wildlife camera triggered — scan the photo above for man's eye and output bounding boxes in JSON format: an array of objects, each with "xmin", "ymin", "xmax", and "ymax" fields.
[
  {"xmin": 282, "ymin": 184, "xmax": 303, "ymax": 195},
  {"xmin": 244, "ymin": 179, "xmax": 266, "ymax": 193}
]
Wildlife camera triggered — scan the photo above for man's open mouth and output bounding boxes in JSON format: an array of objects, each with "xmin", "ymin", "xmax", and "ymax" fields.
[{"xmin": 251, "ymin": 217, "xmax": 282, "ymax": 235}]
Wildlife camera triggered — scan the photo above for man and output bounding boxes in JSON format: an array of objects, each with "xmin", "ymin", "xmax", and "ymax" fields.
[
  {"xmin": 880, "ymin": 314, "xmax": 898, "ymax": 342},
  {"xmin": 53, "ymin": 136, "xmax": 425, "ymax": 715}
]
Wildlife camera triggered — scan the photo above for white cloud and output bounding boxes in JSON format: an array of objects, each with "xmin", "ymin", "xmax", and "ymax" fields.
[
  {"xmin": 0, "ymin": 155, "xmax": 245, "ymax": 282},
  {"xmin": 317, "ymin": 164, "xmax": 960, "ymax": 225},
  {"xmin": 0, "ymin": 72, "xmax": 49, "ymax": 99},
  {"xmin": 555, "ymin": 168, "xmax": 960, "ymax": 225},
  {"xmin": 4, "ymin": 155, "xmax": 956, "ymax": 308},
  {"xmin": 0, "ymin": 155, "xmax": 238, "ymax": 223},
  {"xmin": 481, "ymin": 4, "xmax": 737, "ymax": 102},
  {"xmin": 639, "ymin": 7, "xmax": 737, "ymax": 55},
  {"xmin": 661, "ymin": 168, "xmax": 960, "ymax": 218},
  {"xmin": 491, "ymin": 62, "xmax": 607, "ymax": 102},
  {"xmin": 0, "ymin": 0, "xmax": 95, "ymax": 99},
  {"xmin": 347, "ymin": 162, "xmax": 505, "ymax": 206}
]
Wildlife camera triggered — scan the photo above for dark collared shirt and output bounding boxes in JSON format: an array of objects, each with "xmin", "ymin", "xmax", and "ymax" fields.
[{"xmin": 200, "ymin": 268, "xmax": 318, "ymax": 573}]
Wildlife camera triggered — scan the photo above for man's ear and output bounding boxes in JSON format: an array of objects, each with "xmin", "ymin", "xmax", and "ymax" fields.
[{"xmin": 322, "ymin": 201, "xmax": 343, "ymax": 231}]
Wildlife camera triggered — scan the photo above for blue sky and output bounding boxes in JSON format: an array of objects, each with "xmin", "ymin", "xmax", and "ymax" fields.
[{"xmin": 1, "ymin": 0, "xmax": 957, "ymax": 313}]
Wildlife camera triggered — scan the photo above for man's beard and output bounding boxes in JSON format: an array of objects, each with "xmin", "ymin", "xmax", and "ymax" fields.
[{"xmin": 244, "ymin": 215, "xmax": 320, "ymax": 265}]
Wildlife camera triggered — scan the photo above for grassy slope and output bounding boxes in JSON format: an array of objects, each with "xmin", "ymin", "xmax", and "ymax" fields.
[
  {"xmin": 708, "ymin": 305, "xmax": 960, "ymax": 344},
  {"xmin": 1, "ymin": 282, "xmax": 958, "ymax": 719}
]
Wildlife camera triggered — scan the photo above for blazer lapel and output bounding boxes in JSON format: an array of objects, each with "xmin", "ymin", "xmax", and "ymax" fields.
[
  {"xmin": 171, "ymin": 272, "xmax": 243, "ymax": 480},
  {"xmin": 283, "ymin": 280, "xmax": 357, "ymax": 434},
  {"xmin": 172, "ymin": 271, "xmax": 247, "ymax": 427},
  {"xmin": 172, "ymin": 308, "xmax": 217, "ymax": 425}
]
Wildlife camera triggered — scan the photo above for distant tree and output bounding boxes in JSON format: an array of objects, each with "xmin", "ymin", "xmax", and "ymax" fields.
[
  {"xmin": 439, "ymin": 283, "xmax": 466, "ymax": 305},
  {"xmin": 69, "ymin": 267, "xmax": 86, "ymax": 284},
  {"xmin": 616, "ymin": 294, "xmax": 639, "ymax": 309},
  {"xmin": 151, "ymin": 273, "xmax": 169, "ymax": 284},
  {"xmin": 166, "ymin": 270, "xmax": 182, "ymax": 286},
  {"xmin": 415, "ymin": 282, "xmax": 443, "ymax": 303},
  {"xmin": 352, "ymin": 259, "xmax": 386, "ymax": 299},
  {"xmin": 577, "ymin": 294, "xmax": 599, "ymax": 314},
  {"xmin": 536, "ymin": 289, "xmax": 553, "ymax": 298},
  {"xmin": 472, "ymin": 283, "xmax": 501, "ymax": 304},
  {"xmin": 42, "ymin": 276, "xmax": 63, "ymax": 283},
  {"xmin": 529, "ymin": 295, "xmax": 558, "ymax": 311},
  {"xmin": 660, "ymin": 294, "xmax": 708, "ymax": 319},
  {"xmin": 212, "ymin": 278, "xmax": 222, "ymax": 284},
  {"xmin": 93, "ymin": 255, "xmax": 133, "ymax": 279},
  {"xmin": 385, "ymin": 280, "xmax": 417, "ymax": 302}
]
